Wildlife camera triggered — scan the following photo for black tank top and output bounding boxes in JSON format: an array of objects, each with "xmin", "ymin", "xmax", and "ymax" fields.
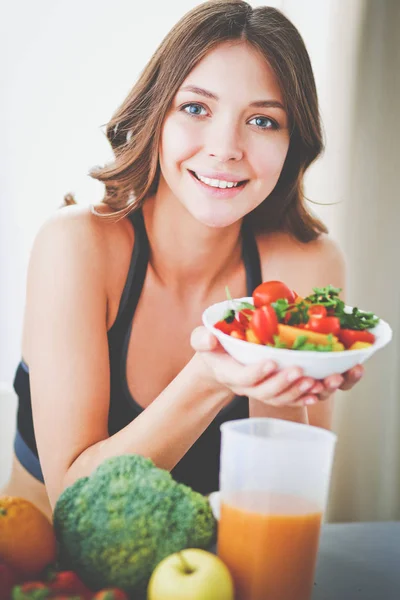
[{"xmin": 13, "ymin": 209, "xmax": 262, "ymax": 495}]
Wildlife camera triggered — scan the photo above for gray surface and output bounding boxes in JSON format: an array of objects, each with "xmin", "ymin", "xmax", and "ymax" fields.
[
  {"xmin": 313, "ymin": 521, "xmax": 400, "ymax": 599},
  {"xmin": 211, "ymin": 521, "xmax": 400, "ymax": 599}
]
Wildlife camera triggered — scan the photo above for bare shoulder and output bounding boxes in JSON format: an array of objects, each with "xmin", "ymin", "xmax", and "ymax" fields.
[
  {"xmin": 256, "ymin": 230, "xmax": 346, "ymax": 297},
  {"xmin": 26, "ymin": 204, "xmax": 135, "ymax": 333},
  {"xmin": 32, "ymin": 204, "xmax": 132, "ymax": 259}
]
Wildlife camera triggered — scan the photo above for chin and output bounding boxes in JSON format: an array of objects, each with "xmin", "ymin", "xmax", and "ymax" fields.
[{"xmin": 188, "ymin": 204, "xmax": 243, "ymax": 229}]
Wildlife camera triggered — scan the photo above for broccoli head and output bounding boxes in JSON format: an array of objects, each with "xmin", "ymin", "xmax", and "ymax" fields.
[{"xmin": 53, "ymin": 454, "xmax": 217, "ymax": 596}]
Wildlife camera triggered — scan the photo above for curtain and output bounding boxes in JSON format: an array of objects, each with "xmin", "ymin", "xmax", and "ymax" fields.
[{"xmin": 323, "ymin": 0, "xmax": 400, "ymax": 522}]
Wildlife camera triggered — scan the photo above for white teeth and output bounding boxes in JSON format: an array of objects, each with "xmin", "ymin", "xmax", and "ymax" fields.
[{"xmin": 195, "ymin": 172, "xmax": 239, "ymax": 188}]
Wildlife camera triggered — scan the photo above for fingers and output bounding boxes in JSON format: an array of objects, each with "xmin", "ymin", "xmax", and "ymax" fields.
[
  {"xmin": 319, "ymin": 374, "xmax": 344, "ymax": 399},
  {"xmin": 339, "ymin": 364, "xmax": 364, "ymax": 390},
  {"xmin": 191, "ymin": 325, "xmax": 364, "ymax": 407},
  {"xmin": 310, "ymin": 364, "xmax": 364, "ymax": 400},
  {"xmin": 215, "ymin": 357, "xmax": 279, "ymax": 389},
  {"xmin": 244, "ymin": 369, "xmax": 320, "ymax": 407}
]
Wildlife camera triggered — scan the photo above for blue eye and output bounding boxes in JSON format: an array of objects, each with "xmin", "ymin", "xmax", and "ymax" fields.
[
  {"xmin": 249, "ymin": 116, "xmax": 279, "ymax": 130},
  {"xmin": 181, "ymin": 103, "xmax": 207, "ymax": 117}
]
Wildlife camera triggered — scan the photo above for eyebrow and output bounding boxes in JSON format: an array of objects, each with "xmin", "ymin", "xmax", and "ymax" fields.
[{"xmin": 179, "ymin": 85, "xmax": 286, "ymax": 111}]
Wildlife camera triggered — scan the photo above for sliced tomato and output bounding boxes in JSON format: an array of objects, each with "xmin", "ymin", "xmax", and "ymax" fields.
[
  {"xmin": 252, "ymin": 280, "xmax": 296, "ymax": 308},
  {"xmin": 338, "ymin": 329, "xmax": 376, "ymax": 349},
  {"xmin": 249, "ymin": 305, "xmax": 279, "ymax": 344},
  {"xmin": 308, "ymin": 305, "xmax": 327, "ymax": 318},
  {"xmin": 306, "ymin": 316, "xmax": 341, "ymax": 335},
  {"xmin": 237, "ymin": 308, "xmax": 254, "ymax": 327},
  {"xmin": 214, "ymin": 319, "xmax": 244, "ymax": 335}
]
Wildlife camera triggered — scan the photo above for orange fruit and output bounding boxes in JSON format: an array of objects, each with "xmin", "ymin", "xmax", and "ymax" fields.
[{"xmin": 0, "ymin": 496, "xmax": 57, "ymax": 578}]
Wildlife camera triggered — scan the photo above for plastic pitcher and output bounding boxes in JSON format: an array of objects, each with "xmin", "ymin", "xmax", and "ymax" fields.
[{"xmin": 217, "ymin": 417, "xmax": 337, "ymax": 600}]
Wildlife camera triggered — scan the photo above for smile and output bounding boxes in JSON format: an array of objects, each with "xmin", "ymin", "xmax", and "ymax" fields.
[
  {"xmin": 189, "ymin": 170, "xmax": 248, "ymax": 189},
  {"xmin": 187, "ymin": 169, "xmax": 249, "ymax": 198}
]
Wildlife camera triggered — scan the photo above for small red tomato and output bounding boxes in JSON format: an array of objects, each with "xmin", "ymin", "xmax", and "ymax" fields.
[
  {"xmin": 47, "ymin": 571, "xmax": 92, "ymax": 599},
  {"xmin": 252, "ymin": 281, "xmax": 296, "ymax": 308},
  {"xmin": 307, "ymin": 305, "xmax": 327, "ymax": 318},
  {"xmin": 338, "ymin": 329, "xmax": 376, "ymax": 349},
  {"xmin": 306, "ymin": 316, "xmax": 341, "ymax": 335},
  {"xmin": 249, "ymin": 305, "xmax": 279, "ymax": 344},
  {"xmin": 214, "ymin": 319, "xmax": 244, "ymax": 335}
]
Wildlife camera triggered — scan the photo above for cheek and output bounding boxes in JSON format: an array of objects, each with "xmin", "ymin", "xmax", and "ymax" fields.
[
  {"xmin": 160, "ymin": 117, "xmax": 200, "ymax": 170},
  {"xmin": 252, "ymin": 137, "xmax": 289, "ymax": 185}
]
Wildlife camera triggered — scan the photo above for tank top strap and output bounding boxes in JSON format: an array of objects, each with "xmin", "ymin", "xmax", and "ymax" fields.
[{"xmin": 107, "ymin": 208, "xmax": 149, "ymax": 342}]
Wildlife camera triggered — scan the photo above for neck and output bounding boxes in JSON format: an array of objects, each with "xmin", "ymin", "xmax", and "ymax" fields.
[{"xmin": 142, "ymin": 192, "xmax": 243, "ymax": 301}]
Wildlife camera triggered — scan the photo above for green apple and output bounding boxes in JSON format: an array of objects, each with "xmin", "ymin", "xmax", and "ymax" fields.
[{"xmin": 147, "ymin": 548, "xmax": 234, "ymax": 600}]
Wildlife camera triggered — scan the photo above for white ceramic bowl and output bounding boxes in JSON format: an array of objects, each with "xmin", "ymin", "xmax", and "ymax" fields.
[{"xmin": 202, "ymin": 297, "xmax": 392, "ymax": 379}]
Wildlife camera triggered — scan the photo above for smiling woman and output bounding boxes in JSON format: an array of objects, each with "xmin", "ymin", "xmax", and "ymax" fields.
[
  {"xmin": 90, "ymin": 1, "xmax": 326, "ymax": 241},
  {"xmin": 2, "ymin": 0, "xmax": 363, "ymax": 519}
]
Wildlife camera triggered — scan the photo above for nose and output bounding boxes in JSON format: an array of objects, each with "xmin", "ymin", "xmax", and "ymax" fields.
[{"xmin": 206, "ymin": 119, "xmax": 244, "ymax": 162}]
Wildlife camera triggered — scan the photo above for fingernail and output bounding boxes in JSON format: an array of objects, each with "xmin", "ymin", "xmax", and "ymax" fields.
[
  {"xmin": 299, "ymin": 380, "xmax": 313, "ymax": 392},
  {"xmin": 287, "ymin": 369, "xmax": 301, "ymax": 382},
  {"xmin": 311, "ymin": 383, "xmax": 324, "ymax": 394},
  {"xmin": 328, "ymin": 377, "xmax": 343, "ymax": 390},
  {"xmin": 304, "ymin": 397, "xmax": 318, "ymax": 405}
]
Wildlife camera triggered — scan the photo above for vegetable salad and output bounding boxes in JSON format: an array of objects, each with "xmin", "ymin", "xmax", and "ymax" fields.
[{"xmin": 214, "ymin": 281, "xmax": 380, "ymax": 352}]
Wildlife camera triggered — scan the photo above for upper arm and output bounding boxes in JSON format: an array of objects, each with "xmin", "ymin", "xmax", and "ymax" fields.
[
  {"xmin": 284, "ymin": 233, "xmax": 347, "ymax": 300},
  {"xmin": 24, "ymin": 206, "xmax": 111, "ymax": 504}
]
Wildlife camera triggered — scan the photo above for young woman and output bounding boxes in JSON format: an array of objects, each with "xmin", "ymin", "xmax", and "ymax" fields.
[{"xmin": 2, "ymin": 0, "xmax": 363, "ymax": 520}]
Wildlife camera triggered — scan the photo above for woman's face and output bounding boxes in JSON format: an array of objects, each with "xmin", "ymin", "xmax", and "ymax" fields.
[{"xmin": 158, "ymin": 41, "xmax": 290, "ymax": 228}]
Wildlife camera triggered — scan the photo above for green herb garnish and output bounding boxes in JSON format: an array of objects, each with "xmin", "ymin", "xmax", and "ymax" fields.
[
  {"xmin": 305, "ymin": 285, "xmax": 344, "ymax": 311},
  {"xmin": 338, "ymin": 307, "xmax": 379, "ymax": 331},
  {"xmin": 272, "ymin": 335, "xmax": 288, "ymax": 349},
  {"xmin": 225, "ymin": 286, "xmax": 255, "ymax": 313},
  {"xmin": 292, "ymin": 333, "xmax": 334, "ymax": 352}
]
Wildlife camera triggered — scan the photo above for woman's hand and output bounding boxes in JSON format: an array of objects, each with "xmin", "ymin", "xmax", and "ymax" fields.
[
  {"xmin": 308, "ymin": 364, "xmax": 364, "ymax": 400},
  {"xmin": 191, "ymin": 327, "xmax": 364, "ymax": 407},
  {"xmin": 191, "ymin": 327, "xmax": 321, "ymax": 407}
]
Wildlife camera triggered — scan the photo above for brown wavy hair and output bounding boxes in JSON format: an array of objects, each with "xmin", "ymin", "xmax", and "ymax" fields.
[{"xmin": 75, "ymin": 0, "xmax": 328, "ymax": 242}]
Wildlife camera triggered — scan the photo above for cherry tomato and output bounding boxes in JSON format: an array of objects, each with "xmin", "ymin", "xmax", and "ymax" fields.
[
  {"xmin": 252, "ymin": 280, "xmax": 296, "ymax": 308},
  {"xmin": 237, "ymin": 308, "xmax": 254, "ymax": 327},
  {"xmin": 308, "ymin": 305, "xmax": 327, "ymax": 318},
  {"xmin": 249, "ymin": 305, "xmax": 279, "ymax": 344},
  {"xmin": 338, "ymin": 329, "xmax": 376, "ymax": 349},
  {"xmin": 214, "ymin": 319, "xmax": 244, "ymax": 335},
  {"xmin": 306, "ymin": 316, "xmax": 341, "ymax": 335}
]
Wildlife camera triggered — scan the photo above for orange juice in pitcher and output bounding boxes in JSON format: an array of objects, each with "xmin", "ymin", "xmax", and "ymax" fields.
[
  {"xmin": 218, "ymin": 491, "xmax": 323, "ymax": 600},
  {"xmin": 218, "ymin": 419, "xmax": 336, "ymax": 600}
]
